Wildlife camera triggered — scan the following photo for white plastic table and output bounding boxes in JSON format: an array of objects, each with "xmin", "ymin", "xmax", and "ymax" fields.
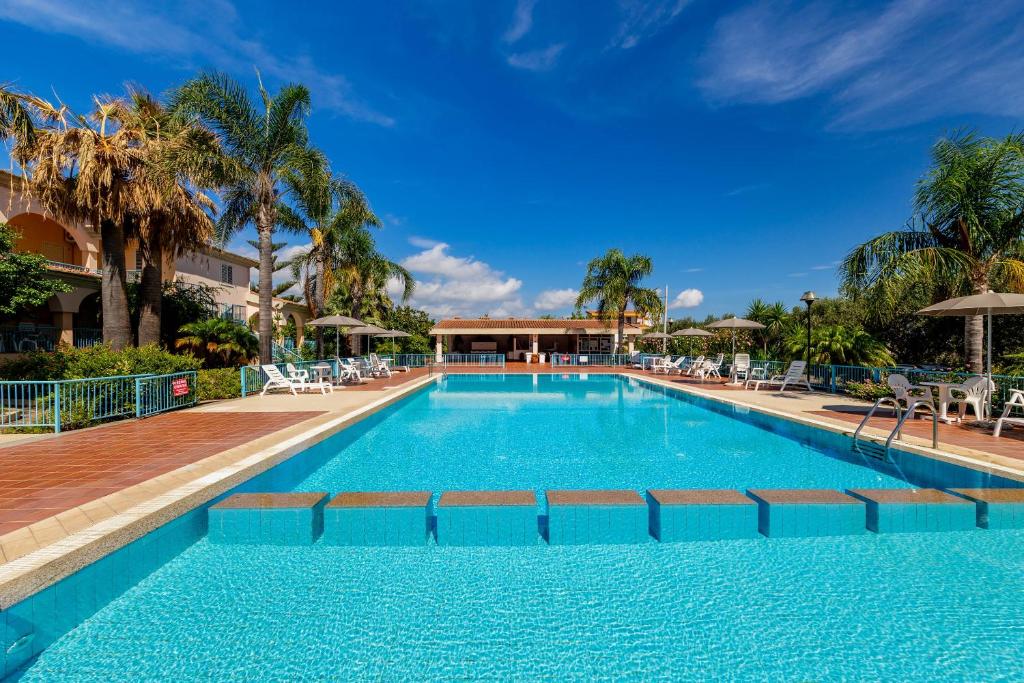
[
  {"xmin": 919, "ymin": 381, "xmax": 961, "ymax": 423},
  {"xmin": 310, "ymin": 363, "xmax": 334, "ymax": 383}
]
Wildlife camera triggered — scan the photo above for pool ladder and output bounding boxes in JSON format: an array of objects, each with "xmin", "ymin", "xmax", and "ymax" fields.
[{"xmin": 853, "ymin": 397, "xmax": 939, "ymax": 460}]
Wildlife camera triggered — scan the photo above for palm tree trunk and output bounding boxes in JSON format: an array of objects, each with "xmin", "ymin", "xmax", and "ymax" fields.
[
  {"xmin": 138, "ymin": 223, "xmax": 164, "ymax": 347},
  {"xmin": 617, "ymin": 310, "xmax": 626, "ymax": 354},
  {"xmin": 965, "ymin": 276, "xmax": 987, "ymax": 372},
  {"xmin": 99, "ymin": 219, "xmax": 132, "ymax": 350},
  {"xmin": 257, "ymin": 205, "xmax": 275, "ymax": 364},
  {"xmin": 315, "ymin": 254, "xmax": 326, "ymax": 357}
]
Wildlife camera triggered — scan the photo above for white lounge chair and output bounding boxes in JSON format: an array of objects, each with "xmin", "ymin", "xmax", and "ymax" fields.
[
  {"xmin": 658, "ymin": 356, "xmax": 686, "ymax": 374},
  {"xmin": 745, "ymin": 360, "xmax": 812, "ymax": 392},
  {"xmin": 994, "ymin": 389, "xmax": 1024, "ymax": 437},
  {"xmin": 336, "ymin": 357, "xmax": 365, "ymax": 384},
  {"xmin": 950, "ymin": 376, "xmax": 993, "ymax": 422},
  {"xmin": 260, "ymin": 364, "xmax": 332, "ymax": 395},
  {"xmin": 887, "ymin": 373, "xmax": 931, "ymax": 409},
  {"xmin": 684, "ymin": 355, "xmax": 705, "ymax": 376},
  {"xmin": 696, "ymin": 354, "xmax": 724, "ymax": 382},
  {"xmin": 369, "ymin": 353, "xmax": 393, "ymax": 378}
]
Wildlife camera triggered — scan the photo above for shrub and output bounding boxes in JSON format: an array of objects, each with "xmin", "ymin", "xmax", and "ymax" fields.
[
  {"xmin": 0, "ymin": 344, "xmax": 200, "ymax": 381},
  {"xmin": 196, "ymin": 368, "xmax": 241, "ymax": 401},
  {"xmin": 846, "ymin": 379, "xmax": 895, "ymax": 402}
]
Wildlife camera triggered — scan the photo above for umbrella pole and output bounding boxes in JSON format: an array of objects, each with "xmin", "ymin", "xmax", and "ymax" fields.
[{"xmin": 987, "ymin": 309, "xmax": 993, "ymax": 419}]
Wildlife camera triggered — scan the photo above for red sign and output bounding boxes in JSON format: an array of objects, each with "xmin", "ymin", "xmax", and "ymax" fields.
[{"xmin": 171, "ymin": 377, "xmax": 190, "ymax": 397}]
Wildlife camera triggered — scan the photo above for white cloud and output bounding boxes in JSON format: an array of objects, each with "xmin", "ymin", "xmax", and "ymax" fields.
[
  {"xmin": 395, "ymin": 242, "xmax": 525, "ymax": 317},
  {"xmin": 697, "ymin": 0, "xmax": 1024, "ymax": 129},
  {"xmin": 507, "ymin": 43, "xmax": 566, "ymax": 71},
  {"xmin": 503, "ymin": 0, "xmax": 537, "ymax": 44},
  {"xmin": 669, "ymin": 288, "xmax": 703, "ymax": 309},
  {"xmin": 682, "ymin": 267, "xmax": 704, "ymax": 273},
  {"xmin": 0, "ymin": 0, "xmax": 393, "ymax": 126},
  {"xmin": 533, "ymin": 288, "xmax": 579, "ymax": 311},
  {"xmin": 610, "ymin": 0, "xmax": 691, "ymax": 49},
  {"xmin": 407, "ymin": 235, "xmax": 442, "ymax": 249}
]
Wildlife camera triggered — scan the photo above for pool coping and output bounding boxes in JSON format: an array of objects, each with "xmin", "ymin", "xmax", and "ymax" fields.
[
  {"xmin": 0, "ymin": 373, "xmax": 438, "ymax": 609},
  {"xmin": 625, "ymin": 372, "xmax": 1024, "ymax": 485}
]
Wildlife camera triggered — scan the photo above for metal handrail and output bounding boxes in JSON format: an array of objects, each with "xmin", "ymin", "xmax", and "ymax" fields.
[
  {"xmin": 854, "ymin": 397, "xmax": 903, "ymax": 445},
  {"xmin": 886, "ymin": 399, "xmax": 939, "ymax": 450}
]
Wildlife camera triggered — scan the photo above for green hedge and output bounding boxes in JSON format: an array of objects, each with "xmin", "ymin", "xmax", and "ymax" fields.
[
  {"xmin": 196, "ymin": 368, "xmax": 241, "ymax": 401},
  {"xmin": 0, "ymin": 344, "xmax": 200, "ymax": 381}
]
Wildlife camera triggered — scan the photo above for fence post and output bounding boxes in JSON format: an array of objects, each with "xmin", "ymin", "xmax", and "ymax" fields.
[
  {"xmin": 53, "ymin": 381, "xmax": 61, "ymax": 434},
  {"xmin": 240, "ymin": 367, "xmax": 247, "ymax": 398},
  {"xmin": 191, "ymin": 371, "xmax": 199, "ymax": 407},
  {"xmin": 135, "ymin": 377, "xmax": 144, "ymax": 418},
  {"xmin": 830, "ymin": 366, "xmax": 837, "ymax": 393}
]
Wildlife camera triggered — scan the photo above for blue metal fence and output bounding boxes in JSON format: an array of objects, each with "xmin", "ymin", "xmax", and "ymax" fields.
[
  {"xmin": 240, "ymin": 359, "xmax": 339, "ymax": 397},
  {"xmin": 550, "ymin": 353, "xmax": 634, "ymax": 367},
  {"xmin": 0, "ymin": 371, "xmax": 200, "ymax": 433}
]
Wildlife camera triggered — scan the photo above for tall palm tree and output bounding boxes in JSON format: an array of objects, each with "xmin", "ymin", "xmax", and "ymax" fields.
[
  {"xmin": 171, "ymin": 72, "xmax": 320, "ymax": 362},
  {"xmin": 112, "ymin": 90, "xmax": 223, "ymax": 346},
  {"xmin": 575, "ymin": 248, "xmax": 663, "ymax": 352},
  {"xmin": 842, "ymin": 132, "xmax": 1024, "ymax": 371},
  {"xmin": 10, "ymin": 95, "xmax": 148, "ymax": 349}
]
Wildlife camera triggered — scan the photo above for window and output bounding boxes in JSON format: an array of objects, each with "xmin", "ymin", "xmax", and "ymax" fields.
[
  {"xmin": 134, "ymin": 249, "xmax": 143, "ymax": 270},
  {"xmin": 221, "ymin": 264, "xmax": 233, "ymax": 285}
]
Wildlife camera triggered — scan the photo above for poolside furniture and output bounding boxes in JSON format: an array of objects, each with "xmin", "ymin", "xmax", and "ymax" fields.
[
  {"xmin": 949, "ymin": 376, "xmax": 994, "ymax": 421},
  {"xmin": 919, "ymin": 380, "xmax": 968, "ymax": 423},
  {"xmin": 696, "ymin": 354, "xmax": 724, "ymax": 382},
  {"xmin": 260, "ymin": 365, "xmax": 332, "ymax": 395},
  {"xmin": 310, "ymin": 363, "xmax": 334, "ymax": 384},
  {"xmin": 646, "ymin": 489, "xmax": 758, "ymax": 542},
  {"xmin": 949, "ymin": 488, "xmax": 1024, "ymax": 528},
  {"xmin": 368, "ymin": 353, "xmax": 393, "ymax": 378},
  {"xmin": 334, "ymin": 357, "xmax": 364, "ymax": 383},
  {"xmin": 437, "ymin": 490, "xmax": 538, "ymax": 545},
  {"xmin": 846, "ymin": 488, "xmax": 975, "ymax": 533},
  {"xmin": 209, "ymin": 492, "xmax": 329, "ymax": 545},
  {"xmin": 285, "ymin": 363, "xmax": 309, "ymax": 382},
  {"xmin": 887, "ymin": 373, "xmax": 930, "ymax": 409},
  {"xmin": 994, "ymin": 389, "xmax": 1024, "ymax": 437},
  {"xmin": 728, "ymin": 353, "xmax": 751, "ymax": 385},
  {"xmin": 323, "ymin": 491, "xmax": 432, "ymax": 545},
  {"xmin": 745, "ymin": 360, "xmax": 812, "ymax": 392},
  {"xmin": 546, "ymin": 490, "xmax": 647, "ymax": 544},
  {"xmin": 746, "ymin": 489, "xmax": 866, "ymax": 537},
  {"xmin": 684, "ymin": 355, "xmax": 705, "ymax": 376}
]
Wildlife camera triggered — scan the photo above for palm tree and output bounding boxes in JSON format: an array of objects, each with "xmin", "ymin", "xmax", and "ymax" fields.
[
  {"xmin": 787, "ymin": 325, "xmax": 895, "ymax": 367},
  {"xmin": 842, "ymin": 132, "xmax": 1024, "ymax": 371},
  {"xmin": 575, "ymin": 248, "xmax": 663, "ymax": 352},
  {"xmin": 171, "ymin": 72, "xmax": 320, "ymax": 363},
  {"xmin": 112, "ymin": 90, "xmax": 223, "ymax": 346},
  {"xmin": 175, "ymin": 318, "xmax": 258, "ymax": 367},
  {"xmin": 10, "ymin": 95, "xmax": 148, "ymax": 349}
]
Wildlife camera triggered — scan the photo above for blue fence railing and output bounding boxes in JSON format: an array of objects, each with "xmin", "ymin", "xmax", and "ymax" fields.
[
  {"xmin": 442, "ymin": 353, "xmax": 505, "ymax": 367},
  {"xmin": 240, "ymin": 359, "xmax": 339, "ymax": 397},
  {"xmin": 550, "ymin": 353, "xmax": 634, "ymax": 366},
  {"xmin": 0, "ymin": 371, "xmax": 199, "ymax": 433}
]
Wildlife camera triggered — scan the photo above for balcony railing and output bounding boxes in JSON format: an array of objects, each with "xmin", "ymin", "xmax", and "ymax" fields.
[{"xmin": 45, "ymin": 260, "xmax": 100, "ymax": 276}]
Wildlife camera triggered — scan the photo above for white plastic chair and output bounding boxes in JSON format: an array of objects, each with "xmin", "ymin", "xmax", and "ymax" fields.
[
  {"xmin": 732, "ymin": 354, "xmax": 751, "ymax": 383},
  {"xmin": 994, "ymin": 389, "xmax": 1024, "ymax": 437},
  {"xmin": 950, "ymin": 376, "xmax": 994, "ymax": 422},
  {"xmin": 285, "ymin": 363, "xmax": 309, "ymax": 381},
  {"xmin": 886, "ymin": 373, "xmax": 931, "ymax": 408},
  {"xmin": 745, "ymin": 361, "xmax": 812, "ymax": 392},
  {"xmin": 658, "ymin": 356, "xmax": 686, "ymax": 374},
  {"xmin": 369, "ymin": 353, "xmax": 393, "ymax": 378},
  {"xmin": 684, "ymin": 355, "xmax": 705, "ymax": 376}
]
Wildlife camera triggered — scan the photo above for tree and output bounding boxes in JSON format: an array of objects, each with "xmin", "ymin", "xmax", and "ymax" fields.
[
  {"xmin": 0, "ymin": 223, "xmax": 71, "ymax": 316},
  {"xmin": 175, "ymin": 318, "xmax": 258, "ymax": 368},
  {"xmin": 786, "ymin": 325, "xmax": 895, "ymax": 367},
  {"xmin": 112, "ymin": 90, "xmax": 222, "ymax": 346},
  {"xmin": 842, "ymin": 132, "xmax": 1024, "ymax": 371},
  {"xmin": 171, "ymin": 72, "xmax": 320, "ymax": 363},
  {"xmin": 575, "ymin": 248, "xmax": 663, "ymax": 352},
  {"xmin": 8, "ymin": 93, "xmax": 149, "ymax": 349}
]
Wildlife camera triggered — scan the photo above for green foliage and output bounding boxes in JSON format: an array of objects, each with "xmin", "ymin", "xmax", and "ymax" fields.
[
  {"xmin": 175, "ymin": 318, "xmax": 258, "ymax": 368},
  {"xmin": 0, "ymin": 344, "xmax": 200, "ymax": 381},
  {"xmin": 196, "ymin": 367, "xmax": 241, "ymax": 401},
  {"xmin": 846, "ymin": 380, "xmax": 896, "ymax": 402},
  {"xmin": 0, "ymin": 223, "xmax": 71, "ymax": 316},
  {"xmin": 127, "ymin": 280, "xmax": 221, "ymax": 347},
  {"xmin": 380, "ymin": 306, "xmax": 434, "ymax": 354},
  {"xmin": 786, "ymin": 325, "xmax": 895, "ymax": 367},
  {"xmin": 576, "ymin": 248, "xmax": 663, "ymax": 352}
]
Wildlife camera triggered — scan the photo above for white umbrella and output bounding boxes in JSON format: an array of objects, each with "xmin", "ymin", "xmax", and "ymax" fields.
[
  {"xmin": 348, "ymin": 324, "xmax": 387, "ymax": 355},
  {"xmin": 671, "ymin": 327, "xmax": 714, "ymax": 355},
  {"xmin": 375, "ymin": 329, "xmax": 411, "ymax": 357},
  {"xmin": 307, "ymin": 315, "xmax": 364, "ymax": 356},
  {"xmin": 917, "ymin": 291, "xmax": 1024, "ymax": 416},
  {"xmin": 706, "ymin": 317, "xmax": 765, "ymax": 357}
]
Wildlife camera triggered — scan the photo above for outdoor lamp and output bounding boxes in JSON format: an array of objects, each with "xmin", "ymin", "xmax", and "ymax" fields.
[{"xmin": 800, "ymin": 291, "xmax": 817, "ymax": 380}]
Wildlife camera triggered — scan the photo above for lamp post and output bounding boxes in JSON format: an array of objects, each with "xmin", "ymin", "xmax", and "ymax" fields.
[{"xmin": 800, "ymin": 291, "xmax": 817, "ymax": 381}]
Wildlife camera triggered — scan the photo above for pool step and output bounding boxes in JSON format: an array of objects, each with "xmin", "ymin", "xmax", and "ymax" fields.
[
  {"xmin": 436, "ymin": 490, "xmax": 539, "ymax": 546},
  {"xmin": 847, "ymin": 488, "xmax": 975, "ymax": 533},
  {"xmin": 949, "ymin": 488, "xmax": 1024, "ymax": 529},
  {"xmin": 646, "ymin": 489, "xmax": 759, "ymax": 542},
  {"xmin": 546, "ymin": 490, "xmax": 647, "ymax": 544},
  {"xmin": 324, "ymin": 492, "xmax": 432, "ymax": 545},
  {"xmin": 209, "ymin": 493, "xmax": 329, "ymax": 545},
  {"xmin": 747, "ymin": 489, "xmax": 866, "ymax": 538}
]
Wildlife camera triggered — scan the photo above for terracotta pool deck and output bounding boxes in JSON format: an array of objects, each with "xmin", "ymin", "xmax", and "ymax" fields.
[{"xmin": 0, "ymin": 364, "xmax": 1021, "ymax": 604}]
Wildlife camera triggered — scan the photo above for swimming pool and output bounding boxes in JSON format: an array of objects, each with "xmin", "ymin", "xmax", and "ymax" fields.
[{"xmin": 11, "ymin": 374, "xmax": 1024, "ymax": 681}]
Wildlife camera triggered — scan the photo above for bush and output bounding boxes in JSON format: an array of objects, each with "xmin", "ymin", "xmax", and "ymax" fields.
[
  {"xmin": 846, "ymin": 379, "xmax": 895, "ymax": 402},
  {"xmin": 196, "ymin": 368, "xmax": 241, "ymax": 401},
  {"xmin": 0, "ymin": 344, "xmax": 200, "ymax": 381}
]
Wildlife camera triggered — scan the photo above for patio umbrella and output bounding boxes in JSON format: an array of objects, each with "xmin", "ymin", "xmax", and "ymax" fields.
[
  {"xmin": 307, "ymin": 315, "xmax": 364, "ymax": 356},
  {"xmin": 347, "ymin": 324, "xmax": 387, "ymax": 355},
  {"xmin": 917, "ymin": 291, "xmax": 1024, "ymax": 416},
  {"xmin": 375, "ymin": 329, "xmax": 411, "ymax": 357},
  {"xmin": 706, "ymin": 317, "xmax": 765, "ymax": 358},
  {"xmin": 671, "ymin": 327, "xmax": 714, "ymax": 355},
  {"xmin": 642, "ymin": 330, "xmax": 674, "ymax": 353}
]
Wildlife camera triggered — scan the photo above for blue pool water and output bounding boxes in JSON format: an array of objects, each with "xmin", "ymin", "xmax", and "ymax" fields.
[{"xmin": 14, "ymin": 374, "xmax": 1024, "ymax": 681}]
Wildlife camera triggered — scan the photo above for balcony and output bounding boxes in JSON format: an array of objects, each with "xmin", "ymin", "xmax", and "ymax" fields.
[{"xmin": 45, "ymin": 260, "xmax": 100, "ymax": 277}]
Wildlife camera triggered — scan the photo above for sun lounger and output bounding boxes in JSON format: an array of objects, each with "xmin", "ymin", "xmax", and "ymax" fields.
[
  {"xmin": 994, "ymin": 389, "xmax": 1024, "ymax": 437},
  {"xmin": 261, "ymin": 364, "xmax": 332, "ymax": 395},
  {"xmin": 745, "ymin": 360, "xmax": 812, "ymax": 392}
]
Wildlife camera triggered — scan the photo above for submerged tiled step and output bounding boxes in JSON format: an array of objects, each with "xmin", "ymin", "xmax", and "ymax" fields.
[
  {"xmin": 324, "ymin": 492, "xmax": 432, "ymax": 545},
  {"xmin": 847, "ymin": 488, "xmax": 975, "ymax": 533},
  {"xmin": 746, "ymin": 489, "xmax": 866, "ymax": 538},
  {"xmin": 437, "ymin": 491, "xmax": 538, "ymax": 545},
  {"xmin": 209, "ymin": 492, "xmax": 328, "ymax": 545},
  {"xmin": 950, "ymin": 488, "xmax": 1024, "ymax": 529},
  {"xmin": 646, "ymin": 489, "xmax": 758, "ymax": 542},
  {"xmin": 546, "ymin": 490, "xmax": 647, "ymax": 544}
]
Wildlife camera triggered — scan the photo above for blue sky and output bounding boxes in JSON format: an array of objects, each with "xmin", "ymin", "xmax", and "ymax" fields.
[{"xmin": 2, "ymin": 0, "xmax": 1023, "ymax": 319}]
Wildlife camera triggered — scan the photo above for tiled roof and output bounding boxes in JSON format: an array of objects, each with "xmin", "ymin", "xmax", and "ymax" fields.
[{"xmin": 432, "ymin": 318, "xmax": 640, "ymax": 331}]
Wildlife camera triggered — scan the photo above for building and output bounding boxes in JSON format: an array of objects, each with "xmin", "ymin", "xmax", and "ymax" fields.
[
  {"xmin": 429, "ymin": 318, "xmax": 647, "ymax": 361},
  {"xmin": 586, "ymin": 309, "xmax": 654, "ymax": 327},
  {"xmin": 0, "ymin": 171, "xmax": 309, "ymax": 354}
]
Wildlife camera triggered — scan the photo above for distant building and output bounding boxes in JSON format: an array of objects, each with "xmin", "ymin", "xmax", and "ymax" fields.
[
  {"xmin": 429, "ymin": 318, "xmax": 646, "ymax": 361},
  {"xmin": 586, "ymin": 310, "xmax": 654, "ymax": 327},
  {"xmin": 0, "ymin": 170, "xmax": 309, "ymax": 353}
]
